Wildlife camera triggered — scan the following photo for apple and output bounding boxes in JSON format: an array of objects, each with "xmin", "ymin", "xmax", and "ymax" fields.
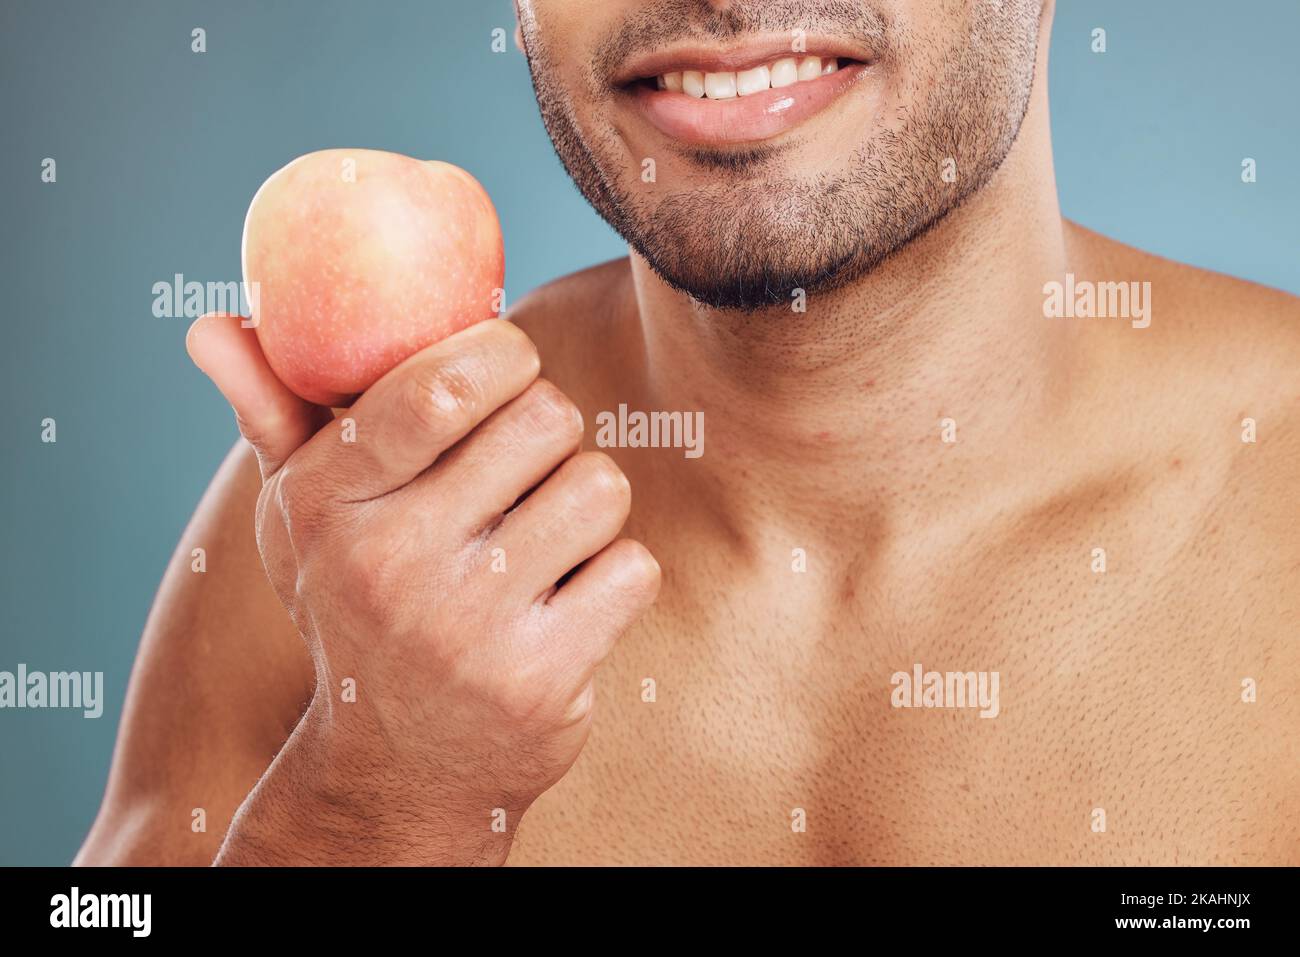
[{"xmin": 241, "ymin": 148, "xmax": 505, "ymax": 406}]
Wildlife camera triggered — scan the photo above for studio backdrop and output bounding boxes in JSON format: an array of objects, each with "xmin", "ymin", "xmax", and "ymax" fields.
[{"xmin": 1, "ymin": 0, "xmax": 1296, "ymax": 865}]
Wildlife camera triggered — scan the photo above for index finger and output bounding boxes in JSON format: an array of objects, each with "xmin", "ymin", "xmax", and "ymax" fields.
[{"xmin": 295, "ymin": 318, "xmax": 541, "ymax": 502}]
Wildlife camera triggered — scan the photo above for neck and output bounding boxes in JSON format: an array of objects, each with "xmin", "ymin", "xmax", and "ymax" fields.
[{"xmin": 619, "ymin": 44, "xmax": 1078, "ymax": 551}]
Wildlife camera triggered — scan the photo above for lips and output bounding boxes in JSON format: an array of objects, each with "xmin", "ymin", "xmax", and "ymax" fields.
[
  {"xmin": 614, "ymin": 36, "xmax": 875, "ymax": 147},
  {"xmin": 631, "ymin": 60, "xmax": 869, "ymax": 147}
]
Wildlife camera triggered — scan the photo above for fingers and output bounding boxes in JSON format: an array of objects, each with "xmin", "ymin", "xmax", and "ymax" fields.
[
  {"xmin": 550, "ymin": 537, "xmax": 662, "ymax": 631},
  {"xmin": 187, "ymin": 314, "xmax": 330, "ymax": 480},
  {"xmin": 411, "ymin": 379, "xmax": 585, "ymax": 538},
  {"xmin": 490, "ymin": 451, "xmax": 633, "ymax": 600},
  {"xmin": 547, "ymin": 539, "xmax": 662, "ymax": 674},
  {"xmin": 312, "ymin": 319, "xmax": 540, "ymax": 501}
]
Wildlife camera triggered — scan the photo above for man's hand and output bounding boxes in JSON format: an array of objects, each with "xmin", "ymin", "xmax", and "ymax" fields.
[{"xmin": 185, "ymin": 315, "xmax": 660, "ymax": 865}]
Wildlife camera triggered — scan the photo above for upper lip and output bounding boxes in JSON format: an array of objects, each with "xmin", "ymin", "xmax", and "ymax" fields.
[{"xmin": 610, "ymin": 34, "xmax": 874, "ymax": 87}]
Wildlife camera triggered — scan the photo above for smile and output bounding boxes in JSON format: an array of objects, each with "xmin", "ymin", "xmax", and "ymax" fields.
[
  {"xmin": 615, "ymin": 36, "xmax": 875, "ymax": 146},
  {"xmin": 653, "ymin": 55, "xmax": 849, "ymax": 99}
]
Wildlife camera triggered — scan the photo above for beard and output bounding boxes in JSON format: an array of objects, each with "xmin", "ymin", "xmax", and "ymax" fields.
[{"xmin": 519, "ymin": 0, "xmax": 1042, "ymax": 312}]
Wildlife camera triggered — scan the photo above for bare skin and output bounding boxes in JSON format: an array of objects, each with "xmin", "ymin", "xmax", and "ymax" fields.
[
  {"xmin": 77, "ymin": 1, "xmax": 1300, "ymax": 865},
  {"xmin": 75, "ymin": 233, "xmax": 1300, "ymax": 866}
]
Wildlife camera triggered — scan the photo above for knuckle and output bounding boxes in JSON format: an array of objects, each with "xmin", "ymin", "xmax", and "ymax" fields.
[
  {"xmin": 562, "ymin": 683, "xmax": 596, "ymax": 727},
  {"xmin": 272, "ymin": 462, "xmax": 336, "ymax": 531},
  {"xmin": 483, "ymin": 318, "xmax": 541, "ymax": 377},
  {"xmin": 254, "ymin": 483, "xmax": 282, "ymax": 542},
  {"xmin": 614, "ymin": 540, "xmax": 662, "ymax": 600},
  {"xmin": 481, "ymin": 659, "xmax": 558, "ymax": 725},
  {"xmin": 570, "ymin": 452, "xmax": 631, "ymax": 510},
  {"xmin": 522, "ymin": 380, "xmax": 583, "ymax": 443},
  {"xmin": 272, "ymin": 464, "xmax": 309, "ymax": 521},
  {"xmin": 339, "ymin": 533, "xmax": 403, "ymax": 619},
  {"xmin": 406, "ymin": 359, "xmax": 482, "ymax": 434}
]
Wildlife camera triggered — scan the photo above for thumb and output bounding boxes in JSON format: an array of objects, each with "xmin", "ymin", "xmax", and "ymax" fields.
[{"xmin": 186, "ymin": 313, "xmax": 331, "ymax": 480}]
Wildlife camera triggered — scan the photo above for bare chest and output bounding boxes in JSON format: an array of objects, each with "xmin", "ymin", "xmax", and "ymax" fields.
[{"xmin": 508, "ymin": 532, "xmax": 1298, "ymax": 865}]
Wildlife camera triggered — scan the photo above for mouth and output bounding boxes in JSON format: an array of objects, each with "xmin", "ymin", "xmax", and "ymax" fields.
[{"xmin": 613, "ymin": 37, "xmax": 875, "ymax": 146}]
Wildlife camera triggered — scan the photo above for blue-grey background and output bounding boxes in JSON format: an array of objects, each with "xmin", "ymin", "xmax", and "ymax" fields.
[{"xmin": 1, "ymin": 0, "xmax": 1296, "ymax": 865}]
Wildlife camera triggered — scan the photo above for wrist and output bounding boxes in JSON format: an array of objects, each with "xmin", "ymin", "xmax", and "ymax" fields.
[{"xmin": 216, "ymin": 701, "xmax": 518, "ymax": 866}]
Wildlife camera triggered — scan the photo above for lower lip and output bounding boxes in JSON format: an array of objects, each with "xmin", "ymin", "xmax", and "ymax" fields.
[{"xmin": 630, "ymin": 63, "xmax": 869, "ymax": 146}]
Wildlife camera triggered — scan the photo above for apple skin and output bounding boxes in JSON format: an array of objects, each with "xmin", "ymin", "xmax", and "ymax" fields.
[{"xmin": 241, "ymin": 148, "xmax": 505, "ymax": 407}]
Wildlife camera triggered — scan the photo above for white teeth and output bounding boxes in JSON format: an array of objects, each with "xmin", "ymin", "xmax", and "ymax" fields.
[
  {"xmin": 735, "ymin": 65, "xmax": 771, "ymax": 97},
  {"xmin": 770, "ymin": 57, "xmax": 798, "ymax": 88},
  {"xmin": 704, "ymin": 71, "xmax": 737, "ymax": 99},
  {"xmin": 796, "ymin": 56, "xmax": 823, "ymax": 81},
  {"xmin": 657, "ymin": 56, "xmax": 846, "ymax": 96}
]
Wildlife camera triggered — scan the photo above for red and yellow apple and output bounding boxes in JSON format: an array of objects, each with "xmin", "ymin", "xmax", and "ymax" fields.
[{"xmin": 242, "ymin": 148, "xmax": 504, "ymax": 406}]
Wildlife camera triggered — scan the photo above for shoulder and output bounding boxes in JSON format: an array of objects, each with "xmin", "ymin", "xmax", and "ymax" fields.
[
  {"xmin": 505, "ymin": 256, "xmax": 633, "ymax": 343},
  {"xmin": 1055, "ymin": 228, "xmax": 1300, "ymax": 760},
  {"xmin": 1069, "ymin": 222, "xmax": 1300, "ymax": 370},
  {"xmin": 1073, "ymin": 222, "xmax": 1300, "ymax": 602},
  {"xmin": 1070, "ymin": 223, "xmax": 1300, "ymax": 449}
]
